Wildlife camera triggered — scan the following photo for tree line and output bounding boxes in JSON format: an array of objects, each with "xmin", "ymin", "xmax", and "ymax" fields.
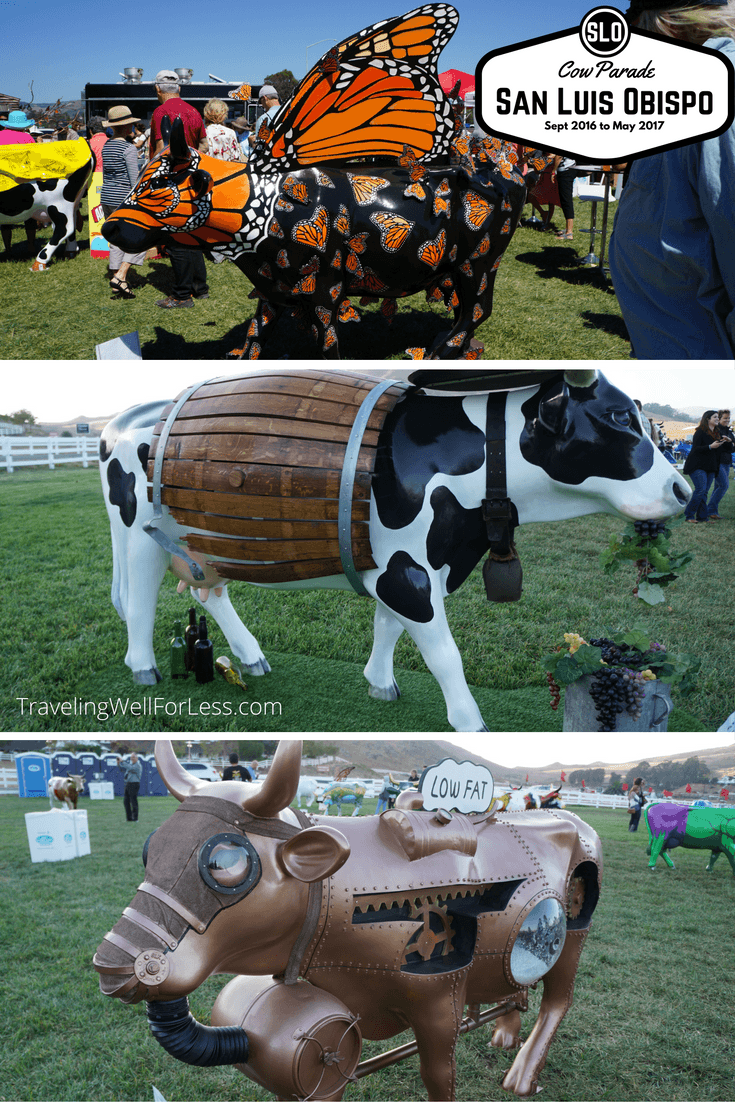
[{"xmin": 567, "ymin": 756, "xmax": 714, "ymax": 792}]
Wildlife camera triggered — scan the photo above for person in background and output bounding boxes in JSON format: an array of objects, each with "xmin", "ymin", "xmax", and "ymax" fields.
[
  {"xmin": 87, "ymin": 116, "xmax": 108, "ymax": 171},
  {"xmin": 249, "ymin": 84, "xmax": 280, "ymax": 149},
  {"xmin": 628, "ymin": 776, "xmax": 646, "ymax": 833},
  {"xmin": 609, "ymin": 0, "xmax": 735, "ymax": 358},
  {"xmin": 376, "ymin": 774, "xmax": 400, "ymax": 815},
  {"xmin": 149, "ymin": 70, "xmax": 210, "ymax": 309},
  {"xmin": 708, "ymin": 408, "xmax": 734, "ymax": 518},
  {"xmin": 0, "ymin": 110, "xmax": 37, "ymax": 256},
  {"xmin": 549, "ymin": 155, "xmax": 586, "ymax": 241},
  {"xmin": 203, "ymin": 98, "xmax": 244, "ymax": 161},
  {"xmin": 683, "ymin": 409, "xmax": 727, "ymax": 522},
  {"xmin": 222, "ymin": 752, "xmax": 253, "ymax": 781},
  {"xmin": 52, "ymin": 121, "xmax": 79, "ymax": 141},
  {"xmin": 117, "ymin": 751, "xmax": 142, "ymax": 822},
  {"xmin": 100, "ymin": 105, "xmax": 147, "ymax": 299},
  {"xmin": 231, "ymin": 116, "xmax": 251, "ymax": 158}
]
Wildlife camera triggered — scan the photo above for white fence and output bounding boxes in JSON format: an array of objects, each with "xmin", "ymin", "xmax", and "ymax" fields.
[
  {"xmin": 0, "ymin": 767, "xmax": 19, "ymax": 795},
  {"xmin": 1, "ymin": 435, "xmax": 98, "ymax": 472}
]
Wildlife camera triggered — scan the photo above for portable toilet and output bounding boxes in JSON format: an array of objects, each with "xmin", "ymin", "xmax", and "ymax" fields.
[
  {"xmin": 16, "ymin": 752, "xmax": 53, "ymax": 797},
  {"xmin": 52, "ymin": 749, "xmax": 80, "ymax": 778},
  {"xmin": 101, "ymin": 753, "xmax": 125, "ymax": 796},
  {"xmin": 75, "ymin": 751, "xmax": 102, "ymax": 792},
  {"xmin": 142, "ymin": 753, "xmax": 169, "ymax": 796}
]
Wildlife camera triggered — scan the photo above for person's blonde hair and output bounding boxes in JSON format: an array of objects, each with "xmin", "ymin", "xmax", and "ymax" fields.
[
  {"xmin": 634, "ymin": 2, "xmax": 735, "ymax": 45},
  {"xmin": 204, "ymin": 98, "xmax": 228, "ymax": 124}
]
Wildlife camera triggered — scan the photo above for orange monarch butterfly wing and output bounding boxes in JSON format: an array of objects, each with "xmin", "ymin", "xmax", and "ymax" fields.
[
  {"xmin": 370, "ymin": 211, "xmax": 414, "ymax": 253},
  {"xmin": 334, "ymin": 205, "xmax": 351, "ymax": 236},
  {"xmin": 292, "ymin": 206, "xmax": 329, "ymax": 252},
  {"xmin": 404, "ymin": 179, "xmax": 427, "ymax": 201},
  {"xmin": 418, "ymin": 229, "xmax": 446, "ymax": 270},
  {"xmin": 249, "ymin": 4, "xmax": 459, "ymax": 174},
  {"xmin": 283, "ymin": 175, "xmax": 310, "ymax": 204},
  {"xmin": 462, "ymin": 191, "xmax": 493, "ymax": 231},
  {"xmin": 347, "ymin": 174, "xmax": 389, "ymax": 206}
]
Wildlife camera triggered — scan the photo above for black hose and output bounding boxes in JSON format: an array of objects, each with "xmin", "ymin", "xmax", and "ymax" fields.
[{"xmin": 146, "ymin": 997, "xmax": 249, "ymax": 1067}]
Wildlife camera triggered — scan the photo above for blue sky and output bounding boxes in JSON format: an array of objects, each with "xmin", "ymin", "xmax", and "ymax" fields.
[{"xmin": 3, "ymin": 0, "xmax": 626, "ymax": 104}]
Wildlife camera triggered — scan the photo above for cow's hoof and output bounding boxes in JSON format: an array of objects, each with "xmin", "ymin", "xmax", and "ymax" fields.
[
  {"xmin": 242, "ymin": 658, "xmax": 271, "ymax": 676},
  {"xmin": 133, "ymin": 667, "xmax": 163, "ymax": 685},
  {"xmin": 31, "ymin": 260, "xmax": 50, "ymax": 272},
  {"xmin": 368, "ymin": 680, "xmax": 400, "ymax": 701}
]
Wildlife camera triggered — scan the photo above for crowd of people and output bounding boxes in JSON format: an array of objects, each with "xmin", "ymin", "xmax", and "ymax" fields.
[{"xmin": 0, "ymin": 70, "xmax": 270, "ymax": 307}]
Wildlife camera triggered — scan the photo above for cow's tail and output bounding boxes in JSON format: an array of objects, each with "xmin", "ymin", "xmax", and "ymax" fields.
[{"xmin": 147, "ymin": 998, "xmax": 249, "ymax": 1067}]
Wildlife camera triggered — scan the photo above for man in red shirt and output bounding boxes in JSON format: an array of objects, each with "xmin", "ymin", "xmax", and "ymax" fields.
[{"xmin": 150, "ymin": 70, "xmax": 210, "ymax": 308}]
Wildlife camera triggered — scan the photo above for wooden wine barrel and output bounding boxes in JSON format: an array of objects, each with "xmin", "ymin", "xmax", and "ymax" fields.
[{"xmin": 147, "ymin": 369, "xmax": 407, "ymax": 585}]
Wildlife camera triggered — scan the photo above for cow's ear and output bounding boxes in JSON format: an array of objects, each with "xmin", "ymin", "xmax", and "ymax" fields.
[{"xmin": 277, "ymin": 826, "xmax": 350, "ymax": 883}]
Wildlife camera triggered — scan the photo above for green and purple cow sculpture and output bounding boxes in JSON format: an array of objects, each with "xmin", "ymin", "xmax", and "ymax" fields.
[
  {"xmin": 644, "ymin": 802, "xmax": 735, "ymax": 875},
  {"xmin": 320, "ymin": 782, "xmax": 367, "ymax": 816}
]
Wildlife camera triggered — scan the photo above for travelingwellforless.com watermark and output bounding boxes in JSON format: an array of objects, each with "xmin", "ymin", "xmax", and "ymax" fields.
[{"xmin": 16, "ymin": 697, "xmax": 282, "ymax": 723}]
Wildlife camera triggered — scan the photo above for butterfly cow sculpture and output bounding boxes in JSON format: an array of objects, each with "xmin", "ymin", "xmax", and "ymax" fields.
[{"xmin": 102, "ymin": 4, "xmax": 541, "ymax": 359}]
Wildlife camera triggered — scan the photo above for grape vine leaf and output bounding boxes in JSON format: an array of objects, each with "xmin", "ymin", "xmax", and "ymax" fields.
[{"xmin": 636, "ymin": 579, "xmax": 666, "ymax": 605}]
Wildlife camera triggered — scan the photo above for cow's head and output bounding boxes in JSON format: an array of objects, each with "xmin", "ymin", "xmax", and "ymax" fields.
[
  {"xmin": 93, "ymin": 740, "xmax": 348, "ymax": 1009},
  {"xmin": 102, "ymin": 118, "xmax": 251, "ymax": 254},
  {"xmin": 519, "ymin": 370, "xmax": 691, "ymax": 520}
]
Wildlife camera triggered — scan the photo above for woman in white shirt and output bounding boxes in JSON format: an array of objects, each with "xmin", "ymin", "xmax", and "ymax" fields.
[{"xmin": 203, "ymin": 98, "xmax": 244, "ymax": 162}]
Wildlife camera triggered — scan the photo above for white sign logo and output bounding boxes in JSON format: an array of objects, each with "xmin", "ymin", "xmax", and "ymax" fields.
[
  {"xmin": 420, "ymin": 758, "xmax": 494, "ymax": 815},
  {"xmin": 476, "ymin": 6, "xmax": 734, "ymax": 161}
]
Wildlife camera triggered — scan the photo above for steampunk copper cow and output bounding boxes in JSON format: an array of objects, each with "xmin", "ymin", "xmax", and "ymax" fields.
[
  {"xmin": 100, "ymin": 5, "xmax": 536, "ymax": 360},
  {"xmin": 93, "ymin": 740, "xmax": 603, "ymax": 1100}
]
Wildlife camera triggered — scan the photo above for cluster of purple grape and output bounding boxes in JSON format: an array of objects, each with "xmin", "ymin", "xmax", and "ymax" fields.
[
  {"xmin": 589, "ymin": 636, "xmax": 652, "ymax": 671},
  {"xmin": 588, "ymin": 666, "xmax": 647, "ymax": 731},
  {"xmin": 633, "ymin": 519, "xmax": 667, "ymax": 539}
]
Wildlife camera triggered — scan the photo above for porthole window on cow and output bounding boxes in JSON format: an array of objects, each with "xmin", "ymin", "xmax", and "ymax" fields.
[
  {"xmin": 142, "ymin": 830, "xmax": 157, "ymax": 868},
  {"xmin": 198, "ymin": 833, "xmax": 261, "ymax": 896}
]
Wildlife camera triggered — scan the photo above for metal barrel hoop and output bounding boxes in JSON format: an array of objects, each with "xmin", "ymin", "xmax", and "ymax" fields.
[
  {"xmin": 143, "ymin": 376, "xmax": 221, "ymax": 581},
  {"xmin": 338, "ymin": 378, "xmax": 408, "ymax": 597}
]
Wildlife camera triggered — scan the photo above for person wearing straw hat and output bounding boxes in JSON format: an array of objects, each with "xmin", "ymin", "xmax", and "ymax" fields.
[
  {"xmin": 0, "ymin": 111, "xmax": 38, "ymax": 256},
  {"xmin": 609, "ymin": 0, "xmax": 735, "ymax": 358},
  {"xmin": 100, "ymin": 105, "xmax": 147, "ymax": 298},
  {"xmin": 231, "ymin": 115, "xmax": 251, "ymax": 159}
]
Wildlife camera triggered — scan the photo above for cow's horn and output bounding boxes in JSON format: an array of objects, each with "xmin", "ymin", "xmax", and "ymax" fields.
[
  {"xmin": 169, "ymin": 116, "xmax": 191, "ymax": 164},
  {"xmin": 242, "ymin": 740, "xmax": 302, "ymax": 817},
  {"xmin": 564, "ymin": 369, "xmax": 597, "ymax": 389},
  {"xmin": 155, "ymin": 740, "xmax": 206, "ymax": 802}
]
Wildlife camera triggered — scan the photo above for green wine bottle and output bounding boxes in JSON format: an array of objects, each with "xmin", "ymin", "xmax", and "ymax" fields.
[{"xmin": 170, "ymin": 619, "xmax": 188, "ymax": 679}]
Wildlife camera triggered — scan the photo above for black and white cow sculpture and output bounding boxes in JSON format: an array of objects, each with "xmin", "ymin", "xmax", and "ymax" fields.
[
  {"xmin": 100, "ymin": 369, "xmax": 691, "ymax": 731},
  {"xmin": 0, "ymin": 144, "xmax": 93, "ymax": 270}
]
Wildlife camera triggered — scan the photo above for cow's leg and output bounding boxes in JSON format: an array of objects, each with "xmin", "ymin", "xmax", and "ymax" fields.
[
  {"xmin": 648, "ymin": 834, "xmax": 675, "ymax": 869},
  {"xmin": 185, "ymin": 585, "xmax": 270, "ymax": 676},
  {"xmin": 33, "ymin": 203, "xmax": 73, "ymax": 269},
  {"xmin": 705, "ymin": 849, "xmax": 721, "ymax": 872},
  {"xmin": 490, "ymin": 1007, "xmax": 523, "ymax": 1051},
  {"xmin": 502, "ymin": 929, "xmax": 589, "ymax": 1097},
  {"xmin": 364, "ymin": 603, "xmax": 403, "ymax": 701},
  {"xmin": 395, "ymin": 599, "xmax": 486, "ymax": 731},
  {"xmin": 409, "ymin": 977, "xmax": 466, "ymax": 1101},
  {"xmin": 230, "ymin": 296, "xmax": 284, "ymax": 360},
  {"xmin": 303, "ymin": 298, "xmax": 341, "ymax": 360},
  {"xmin": 427, "ymin": 247, "xmax": 501, "ymax": 360},
  {"xmin": 122, "ymin": 532, "xmax": 170, "ymax": 683}
]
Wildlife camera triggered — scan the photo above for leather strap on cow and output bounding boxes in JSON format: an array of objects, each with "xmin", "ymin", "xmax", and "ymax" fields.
[
  {"xmin": 338, "ymin": 377, "xmax": 409, "ymax": 596},
  {"xmin": 482, "ymin": 391, "xmax": 523, "ymax": 603},
  {"xmin": 144, "ymin": 377, "xmax": 220, "ymax": 582},
  {"xmin": 176, "ymin": 796, "xmax": 322, "ymax": 985}
]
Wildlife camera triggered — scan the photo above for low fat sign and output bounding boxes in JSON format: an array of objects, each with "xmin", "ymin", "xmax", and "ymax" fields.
[
  {"xmin": 420, "ymin": 758, "xmax": 494, "ymax": 815},
  {"xmin": 476, "ymin": 6, "xmax": 734, "ymax": 162}
]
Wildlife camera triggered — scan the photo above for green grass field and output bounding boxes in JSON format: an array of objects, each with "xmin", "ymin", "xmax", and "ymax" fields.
[
  {"xmin": 0, "ymin": 200, "xmax": 628, "ymax": 360},
  {"xmin": 1, "ymin": 465, "xmax": 732, "ymax": 733},
  {"xmin": 1, "ymin": 795, "xmax": 733, "ymax": 1102}
]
